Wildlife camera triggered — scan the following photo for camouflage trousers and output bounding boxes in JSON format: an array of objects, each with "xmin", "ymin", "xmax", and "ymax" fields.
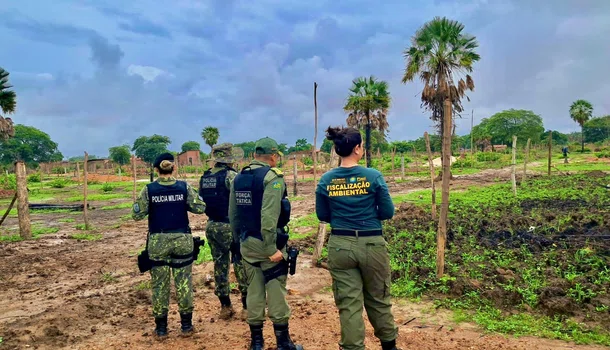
[
  {"xmin": 206, "ymin": 221, "xmax": 248, "ymax": 298},
  {"xmin": 148, "ymin": 232, "xmax": 194, "ymax": 318}
]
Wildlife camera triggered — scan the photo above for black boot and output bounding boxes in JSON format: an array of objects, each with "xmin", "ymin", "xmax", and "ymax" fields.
[
  {"xmin": 381, "ymin": 339, "xmax": 398, "ymax": 350},
  {"xmin": 274, "ymin": 323, "xmax": 303, "ymax": 350},
  {"xmin": 249, "ymin": 324, "xmax": 264, "ymax": 350},
  {"xmin": 180, "ymin": 312, "xmax": 194, "ymax": 333},
  {"xmin": 154, "ymin": 316, "xmax": 168, "ymax": 337}
]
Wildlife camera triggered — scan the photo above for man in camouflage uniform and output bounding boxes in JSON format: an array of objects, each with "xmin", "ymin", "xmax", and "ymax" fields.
[
  {"xmin": 132, "ymin": 153, "xmax": 206, "ymax": 337},
  {"xmin": 229, "ymin": 137, "xmax": 303, "ymax": 350},
  {"xmin": 199, "ymin": 143, "xmax": 248, "ymax": 320}
]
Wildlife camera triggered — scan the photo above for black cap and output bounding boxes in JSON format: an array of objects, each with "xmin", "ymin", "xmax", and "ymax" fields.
[{"xmin": 153, "ymin": 153, "xmax": 174, "ymax": 168}]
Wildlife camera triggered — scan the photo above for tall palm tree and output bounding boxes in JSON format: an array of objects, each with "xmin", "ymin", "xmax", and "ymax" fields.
[
  {"xmin": 0, "ymin": 67, "xmax": 16, "ymax": 140},
  {"xmin": 344, "ymin": 76, "xmax": 391, "ymax": 167},
  {"xmin": 401, "ymin": 17, "xmax": 479, "ymax": 278},
  {"xmin": 569, "ymin": 99, "xmax": 593, "ymax": 152},
  {"xmin": 201, "ymin": 126, "xmax": 219, "ymax": 152}
]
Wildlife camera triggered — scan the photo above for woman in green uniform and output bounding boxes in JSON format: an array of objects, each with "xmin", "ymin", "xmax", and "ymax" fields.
[{"xmin": 315, "ymin": 126, "xmax": 399, "ymax": 350}]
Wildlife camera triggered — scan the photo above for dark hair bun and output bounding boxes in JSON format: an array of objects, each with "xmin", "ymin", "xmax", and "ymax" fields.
[{"xmin": 325, "ymin": 126, "xmax": 361, "ymax": 157}]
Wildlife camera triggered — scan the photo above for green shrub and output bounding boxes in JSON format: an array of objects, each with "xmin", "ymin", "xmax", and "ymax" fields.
[
  {"xmin": 50, "ymin": 178, "xmax": 71, "ymax": 188},
  {"xmin": 476, "ymin": 152, "xmax": 502, "ymax": 162},
  {"xmin": 101, "ymin": 183, "xmax": 114, "ymax": 192},
  {"xmin": 302, "ymin": 157, "xmax": 313, "ymax": 166},
  {"xmin": 27, "ymin": 173, "xmax": 42, "ymax": 183},
  {"xmin": 595, "ymin": 151, "xmax": 610, "ymax": 158},
  {"xmin": 452, "ymin": 158, "xmax": 476, "ymax": 168},
  {"xmin": 0, "ymin": 174, "xmax": 16, "ymax": 190}
]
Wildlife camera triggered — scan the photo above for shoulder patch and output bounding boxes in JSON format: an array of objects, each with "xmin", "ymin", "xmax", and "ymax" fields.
[
  {"xmin": 133, "ymin": 203, "xmax": 140, "ymax": 213},
  {"xmin": 270, "ymin": 167, "xmax": 284, "ymax": 177},
  {"xmin": 272, "ymin": 181, "xmax": 282, "ymax": 189}
]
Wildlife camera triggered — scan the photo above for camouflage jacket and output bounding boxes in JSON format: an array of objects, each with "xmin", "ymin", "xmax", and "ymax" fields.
[{"xmin": 132, "ymin": 177, "xmax": 206, "ymax": 223}]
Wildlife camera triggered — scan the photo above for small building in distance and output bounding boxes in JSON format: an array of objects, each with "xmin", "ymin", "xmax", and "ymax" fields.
[{"xmin": 177, "ymin": 150, "xmax": 202, "ymax": 167}]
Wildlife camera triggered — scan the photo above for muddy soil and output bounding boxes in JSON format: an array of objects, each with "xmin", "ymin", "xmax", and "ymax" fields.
[{"xmin": 0, "ymin": 167, "xmax": 607, "ymax": 349}]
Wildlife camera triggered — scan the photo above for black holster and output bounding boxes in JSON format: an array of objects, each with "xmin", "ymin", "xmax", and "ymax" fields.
[
  {"xmin": 261, "ymin": 260, "xmax": 289, "ymax": 284},
  {"xmin": 287, "ymin": 246, "xmax": 299, "ymax": 275},
  {"xmin": 137, "ymin": 234, "xmax": 205, "ymax": 273}
]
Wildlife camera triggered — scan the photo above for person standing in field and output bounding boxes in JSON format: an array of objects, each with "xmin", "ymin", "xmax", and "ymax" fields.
[
  {"xmin": 315, "ymin": 126, "xmax": 400, "ymax": 350},
  {"xmin": 199, "ymin": 143, "xmax": 248, "ymax": 320},
  {"xmin": 132, "ymin": 153, "xmax": 206, "ymax": 337},
  {"xmin": 229, "ymin": 137, "xmax": 303, "ymax": 350}
]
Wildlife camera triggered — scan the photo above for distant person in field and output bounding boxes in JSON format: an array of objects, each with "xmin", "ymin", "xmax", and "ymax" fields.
[
  {"xmin": 132, "ymin": 153, "xmax": 206, "ymax": 337},
  {"xmin": 315, "ymin": 126, "xmax": 400, "ymax": 350},
  {"xmin": 199, "ymin": 143, "xmax": 248, "ymax": 320},
  {"xmin": 562, "ymin": 145, "xmax": 569, "ymax": 163}
]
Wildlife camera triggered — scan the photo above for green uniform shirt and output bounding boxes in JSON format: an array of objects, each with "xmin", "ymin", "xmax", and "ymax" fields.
[
  {"xmin": 229, "ymin": 160, "xmax": 286, "ymax": 260},
  {"xmin": 315, "ymin": 165, "xmax": 394, "ymax": 230},
  {"xmin": 132, "ymin": 177, "xmax": 206, "ymax": 222}
]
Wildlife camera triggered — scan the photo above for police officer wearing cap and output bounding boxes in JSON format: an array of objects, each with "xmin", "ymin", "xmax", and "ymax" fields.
[
  {"xmin": 229, "ymin": 137, "xmax": 303, "ymax": 350},
  {"xmin": 132, "ymin": 153, "xmax": 206, "ymax": 337}
]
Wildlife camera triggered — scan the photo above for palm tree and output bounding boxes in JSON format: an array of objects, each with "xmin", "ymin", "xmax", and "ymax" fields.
[
  {"xmin": 344, "ymin": 76, "xmax": 391, "ymax": 168},
  {"xmin": 569, "ymin": 99, "xmax": 593, "ymax": 152},
  {"xmin": 0, "ymin": 67, "xmax": 16, "ymax": 140},
  {"xmin": 201, "ymin": 126, "xmax": 219, "ymax": 152},
  {"xmin": 401, "ymin": 17, "xmax": 479, "ymax": 278}
]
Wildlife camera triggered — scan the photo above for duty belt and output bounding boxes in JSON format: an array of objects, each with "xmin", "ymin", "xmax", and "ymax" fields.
[{"xmin": 331, "ymin": 228, "xmax": 382, "ymax": 237}]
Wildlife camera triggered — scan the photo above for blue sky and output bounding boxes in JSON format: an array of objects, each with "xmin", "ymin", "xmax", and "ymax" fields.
[{"xmin": 1, "ymin": 0, "xmax": 609, "ymax": 158}]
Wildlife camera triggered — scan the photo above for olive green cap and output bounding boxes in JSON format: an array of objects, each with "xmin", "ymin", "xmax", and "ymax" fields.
[{"xmin": 254, "ymin": 137, "xmax": 283, "ymax": 156}]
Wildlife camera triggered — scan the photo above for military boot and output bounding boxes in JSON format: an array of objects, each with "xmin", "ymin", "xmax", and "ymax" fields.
[
  {"xmin": 154, "ymin": 316, "xmax": 168, "ymax": 337},
  {"xmin": 219, "ymin": 296, "xmax": 235, "ymax": 320},
  {"xmin": 180, "ymin": 312, "xmax": 194, "ymax": 333},
  {"xmin": 273, "ymin": 323, "xmax": 303, "ymax": 350},
  {"xmin": 249, "ymin": 324, "xmax": 264, "ymax": 350},
  {"xmin": 381, "ymin": 339, "xmax": 399, "ymax": 350}
]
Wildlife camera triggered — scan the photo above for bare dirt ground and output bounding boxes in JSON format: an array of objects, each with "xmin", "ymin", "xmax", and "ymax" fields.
[{"xmin": 0, "ymin": 168, "xmax": 606, "ymax": 349}]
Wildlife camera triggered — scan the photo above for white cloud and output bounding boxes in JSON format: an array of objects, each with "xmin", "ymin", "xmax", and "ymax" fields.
[{"xmin": 126, "ymin": 64, "xmax": 171, "ymax": 83}]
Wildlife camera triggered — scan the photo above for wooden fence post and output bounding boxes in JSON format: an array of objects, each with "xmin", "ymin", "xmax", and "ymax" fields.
[
  {"xmin": 425, "ymin": 132, "xmax": 437, "ymax": 219},
  {"xmin": 15, "ymin": 161, "xmax": 32, "ymax": 239},
  {"xmin": 547, "ymin": 131, "xmax": 552, "ymax": 176},
  {"xmin": 83, "ymin": 152, "xmax": 90, "ymax": 230},
  {"xmin": 293, "ymin": 155, "xmax": 298, "ymax": 196},
  {"xmin": 312, "ymin": 222, "xmax": 327, "ymax": 266},
  {"xmin": 511, "ymin": 135, "xmax": 517, "ymax": 196},
  {"xmin": 391, "ymin": 147, "xmax": 396, "ymax": 181},
  {"xmin": 401, "ymin": 154, "xmax": 405, "ymax": 180},
  {"xmin": 523, "ymin": 138, "xmax": 530, "ymax": 182},
  {"xmin": 313, "ymin": 82, "xmax": 318, "ymax": 185},
  {"xmin": 132, "ymin": 155, "xmax": 137, "ymax": 202}
]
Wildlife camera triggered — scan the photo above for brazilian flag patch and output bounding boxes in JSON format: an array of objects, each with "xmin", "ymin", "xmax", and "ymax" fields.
[{"xmin": 272, "ymin": 181, "xmax": 281, "ymax": 189}]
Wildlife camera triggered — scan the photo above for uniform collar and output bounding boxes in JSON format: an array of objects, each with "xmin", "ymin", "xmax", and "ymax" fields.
[
  {"xmin": 251, "ymin": 159, "xmax": 271, "ymax": 167},
  {"xmin": 157, "ymin": 176, "xmax": 176, "ymax": 183}
]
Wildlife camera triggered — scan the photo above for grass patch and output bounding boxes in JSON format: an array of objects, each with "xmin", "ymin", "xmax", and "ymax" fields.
[
  {"xmin": 195, "ymin": 242, "xmax": 213, "ymax": 264},
  {"xmin": 70, "ymin": 233, "xmax": 103, "ymax": 241},
  {"xmin": 58, "ymin": 218, "xmax": 75, "ymax": 223},
  {"xmin": 32, "ymin": 226, "xmax": 59, "ymax": 237},
  {"xmin": 101, "ymin": 202, "xmax": 132, "ymax": 210},
  {"xmin": 100, "ymin": 271, "xmax": 117, "ymax": 283},
  {"xmin": 0, "ymin": 234, "xmax": 23, "ymax": 242},
  {"xmin": 471, "ymin": 306, "xmax": 610, "ymax": 346},
  {"xmin": 134, "ymin": 280, "xmax": 151, "ymax": 290},
  {"xmin": 289, "ymin": 213, "xmax": 319, "ymax": 229},
  {"xmin": 66, "ymin": 193, "xmax": 127, "ymax": 202}
]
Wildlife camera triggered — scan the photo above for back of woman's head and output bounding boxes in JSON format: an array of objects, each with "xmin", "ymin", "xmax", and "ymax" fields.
[{"xmin": 326, "ymin": 126, "xmax": 362, "ymax": 157}]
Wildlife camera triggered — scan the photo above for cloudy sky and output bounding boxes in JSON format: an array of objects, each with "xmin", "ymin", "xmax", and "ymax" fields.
[{"xmin": 1, "ymin": 0, "xmax": 609, "ymax": 158}]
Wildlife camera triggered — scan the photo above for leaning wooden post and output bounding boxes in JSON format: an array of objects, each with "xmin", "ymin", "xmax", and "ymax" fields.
[
  {"xmin": 83, "ymin": 152, "xmax": 90, "ymax": 230},
  {"xmin": 15, "ymin": 161, "xmax": 32, "ymax": 239},
  {"xmin": 511, "ymin": 135, "xmax": 517, "ymax": 196},
  {"xmin": 76, "ymin": 162, "xmax": 81, "ymax": 184},
  {"xmin": 391, "ymin": 147, "xmax": 396, "ymax": 181},
  {"xmin": 425, "ymin": 132, "xmax": 437, "ymax": 219},
  {"xmin": 312, "ymin": 222, "xmax": 327, "ymax": 266},
  {"xmin": 523, "ymin": 138, "xmax": 531, "ymax": 182},
  {"xmin": 313, "ymin": 82, "xmax": 318, "ymax": 184},
  {"xmin": 0, "ymin": 193, "xmax": 17, "ymax": 227},
  {"xmin": 132, "ymin": 155, "xmax": 137, "ymax": 202},
  {"xmin": 401, "ymin": 154, "xmax": 405, "ymax": 180},
  {"xmin": 547, "ymin": 131, "xmax": 552, "ymax": 176},
  {"xmin": 293, "ymin": 155, "xmax": 298, "ymax": 196}
]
